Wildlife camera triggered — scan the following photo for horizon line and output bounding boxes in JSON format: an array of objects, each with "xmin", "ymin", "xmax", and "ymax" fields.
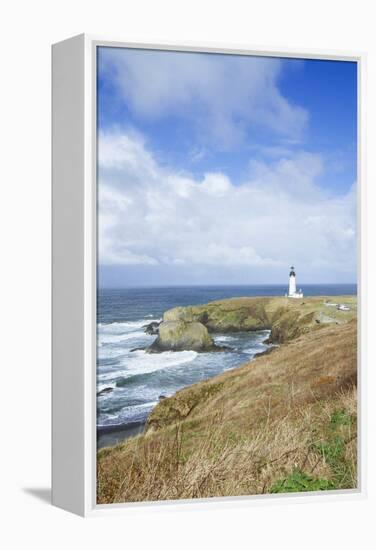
[{"xmin": 98, "ymin": 282, "xmax": 357, "ymax": 290}]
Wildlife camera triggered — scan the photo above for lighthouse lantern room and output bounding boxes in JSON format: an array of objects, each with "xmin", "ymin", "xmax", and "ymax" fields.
[{"xmin": 287, "ymin": 266, "xmax": 303, "ymax": 299}]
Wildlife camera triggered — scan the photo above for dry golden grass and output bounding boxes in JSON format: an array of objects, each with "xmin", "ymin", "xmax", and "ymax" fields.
[
  {"xmin": 97, "ymin": 387, "xmax": 357, "ymax": 503},
  {"xmin": 97, "ymin": 320, "xmax": 357, "ymax": 504},
  {"xmin": 146, "ymin": 319, "xmax": 357, "ymax": 432}
]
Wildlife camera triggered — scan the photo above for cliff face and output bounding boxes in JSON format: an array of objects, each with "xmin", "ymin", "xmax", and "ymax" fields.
[{"xmin": 160, "ymin": 295, "xmax": 356, "ymax": 344}]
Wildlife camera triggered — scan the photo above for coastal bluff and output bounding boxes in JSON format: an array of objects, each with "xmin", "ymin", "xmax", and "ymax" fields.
[
  {"xmin": 147, "ymin": 295, "xmax": 356, "ymax": 352},
  {"xmin": 97, "ymin": 296, "xmax": 357, "ymax": 503}
]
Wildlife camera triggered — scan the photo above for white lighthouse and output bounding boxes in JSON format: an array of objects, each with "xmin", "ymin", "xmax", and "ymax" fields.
[{"xmin": 287, "ymin": 266, "xmax": 303, "ymax": 298}]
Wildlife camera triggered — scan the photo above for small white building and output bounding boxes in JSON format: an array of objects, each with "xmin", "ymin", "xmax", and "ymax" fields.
[{"xmin": 287, "ymin": 266, "xmax": 303, "ymax": 298}]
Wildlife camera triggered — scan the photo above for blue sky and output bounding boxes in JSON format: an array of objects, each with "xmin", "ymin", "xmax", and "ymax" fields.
[{"xmin": 97, "ymin": 47, "xmax": 357, "ymax": 287}]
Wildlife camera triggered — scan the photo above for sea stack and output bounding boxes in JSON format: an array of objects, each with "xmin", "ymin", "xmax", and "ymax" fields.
[{"xmin": 287, "ymin": 266, "xmax": 304, "ymax": 299}]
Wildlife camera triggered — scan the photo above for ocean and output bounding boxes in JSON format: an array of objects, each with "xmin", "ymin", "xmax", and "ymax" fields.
[{"xmin": 97, "ymin": 284, "xmax": 356, "ymax": 448}]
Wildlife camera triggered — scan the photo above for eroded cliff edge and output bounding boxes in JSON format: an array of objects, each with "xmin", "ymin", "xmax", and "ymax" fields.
[{"xmin": 147, "ymin": 295, "xmax": 357, "ymax": 352}]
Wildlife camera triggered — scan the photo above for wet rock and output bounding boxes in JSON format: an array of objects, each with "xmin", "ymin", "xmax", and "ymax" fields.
[
  {"xmin": 144, "ymin": 321, "xmax": 161, "ymax": 335},
  {"xmin": 97, "ymin": 387, "xmax": 113, "ymax": 397}
]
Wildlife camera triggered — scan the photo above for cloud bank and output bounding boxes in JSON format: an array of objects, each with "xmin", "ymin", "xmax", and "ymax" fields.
[
  {"xmin": 98, "ymin": 131, "xmax": 356, "ymax": 284},
  {"xmin": 99, "ymin": 49, "xmax": 308, "ymax": 150}
]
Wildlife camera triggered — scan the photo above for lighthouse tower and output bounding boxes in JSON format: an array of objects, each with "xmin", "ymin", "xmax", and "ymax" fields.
[{"xmin": 287, "ymin": 266, "xmax": 303, "ymax": 298}]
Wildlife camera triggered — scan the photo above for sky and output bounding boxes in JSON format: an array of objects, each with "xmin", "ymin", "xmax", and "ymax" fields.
[{"xmin": 97, "ymin": 47, "xmax": 357, "ymax": 288}]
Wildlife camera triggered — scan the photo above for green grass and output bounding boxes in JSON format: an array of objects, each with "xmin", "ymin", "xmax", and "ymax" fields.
[
  {"xmin": 312, "ymin": 435, "xmax": 354, "ymax": 487},
  {"xmin": 330, "ymin": 408, "xmax": 352, "ymax": 428},
  {"xmin": 271, "ymin": 407, "xmax": 356, "ymax": 494},
  {"xmin": 271, "ymin": 469, "xmax": 335, "ymax": 493}
]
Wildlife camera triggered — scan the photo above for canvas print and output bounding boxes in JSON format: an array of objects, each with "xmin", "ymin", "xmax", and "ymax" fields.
[{"xmin": 96, "ymin": 47, "xmax": 357, "ymax": 504}]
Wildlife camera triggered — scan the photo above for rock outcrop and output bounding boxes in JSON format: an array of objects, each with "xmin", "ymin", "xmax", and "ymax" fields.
[
  {"xmin": 159, "ymin": 296, "xmax": 356, "ymax": 344},
  {"xmin": 162, "ymin": 302, "xmax": 269, "ymax": 332},
  {"xmin": 144, "ymin": 321, "xmax": 161, "ymax": 335},
  {"xmin": 97, "ymin": 387, "xmax": 113, "ymax": 397},
  {"xmin": 147, "ymin": 320, "xmax": 222, "ymax": 353},
  {"xmin": 144, "ymin": 296, "xmax": 356, "ymax": 353}
]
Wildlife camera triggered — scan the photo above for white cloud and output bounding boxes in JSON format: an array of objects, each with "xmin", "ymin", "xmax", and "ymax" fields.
[
  {"xmin": 98, "ymin": 131, "xmax": 356, "ymax": 281},
  {"xmin": 100, "ymin": 49, "xmax": 308, "ymax": 149}
]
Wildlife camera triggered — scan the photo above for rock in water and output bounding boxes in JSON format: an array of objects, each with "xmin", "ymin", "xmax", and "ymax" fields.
[
  {"xmin": 97, "ymin": 387, "xmax": 113, "ymax": 396},
  {"xmin": 163, "ymin": 306, "xmax": 195, "ymax": 322},
  {"xmin": 144, "ymin": 321, "xmax": 161, "ymax": 335},
  {"xmin": 147, "ymin": 320, "xmax": 217, "ymax": 352}
]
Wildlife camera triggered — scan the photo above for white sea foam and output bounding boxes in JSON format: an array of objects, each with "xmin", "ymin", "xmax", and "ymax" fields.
[
  {"xmin": 98, "ymin": 319, "xmax": 160, "ymax": 334},
  {"xmin": 97, "ymin": 413, "xmax": 120, "ymax": 424},
  {"xmin": 122, "ymin": 349, "xmax": 198, "ymax": 375},
  {"xmin": 130, "ymin": 400, "xmax": 158, "ymax": 410},
  {"xmin": 214, "ymin": 335, "xmax": 237, "ymax": 343},
  {"xmin": 97, "ymin": 318, "xmax": 273, "ymax": 427},
  {"xmin": 97, "ymin": 349, "xmax": 197, "ymax": 381},
  {"xmin": 243, "ymin": 347, "xmax": 261, "ymax": 354},
  {"xmin": 97, "ymin": 318, "xmax": 160, "ymax": 357},
  {"xmin": 98, "ymin": 330, "xmax": 148, "ymax": 345},
  {"xmin": 97, "ymin": 347, "xmax": 129, "ymax": 360},
  {"xmin": 98, "ymin": 401, "xmax": 159, "ymax": 426}
]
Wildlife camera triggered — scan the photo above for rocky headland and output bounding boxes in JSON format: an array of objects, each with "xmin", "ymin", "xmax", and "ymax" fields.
[
  {"xmin": 144, "ymin": 295, "xmax": 356, "ymax": 352},
  {"xmin": 98, "ymin": 295, "xmax": 357, "ymax": 504}
]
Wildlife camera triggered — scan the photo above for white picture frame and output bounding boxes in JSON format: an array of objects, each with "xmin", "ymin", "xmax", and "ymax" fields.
[{"xmin": 52, "ymin": 34, "xmax": 366, "ymax": 517}]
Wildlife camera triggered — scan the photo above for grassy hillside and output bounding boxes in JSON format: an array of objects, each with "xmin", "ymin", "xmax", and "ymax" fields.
[
  {"xmin": 162, "ymin": 295, "xmax": 357, "ymax": 343},
  {"xmin": 97, "ymin": 301, "xmax": 357, "ymax": 504}
]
